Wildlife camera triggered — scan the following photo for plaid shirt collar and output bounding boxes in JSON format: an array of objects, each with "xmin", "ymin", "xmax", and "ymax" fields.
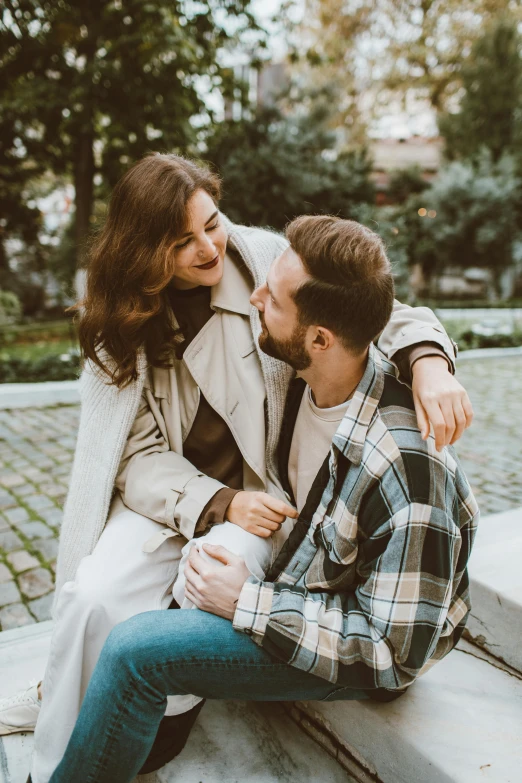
[{"xmin": 332, "ymin": 343, "xmax": 385, "ymax": 467}]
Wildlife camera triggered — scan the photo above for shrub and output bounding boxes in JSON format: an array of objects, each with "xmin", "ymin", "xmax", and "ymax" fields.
[{"xmin": 0, "ymin": 351, "xmax": 81, "ymax": 383}]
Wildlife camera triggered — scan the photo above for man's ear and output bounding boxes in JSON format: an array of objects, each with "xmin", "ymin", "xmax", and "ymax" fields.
[{"xmin": 312, "ymin": 327, "xmax": 335, "ymax": 351}]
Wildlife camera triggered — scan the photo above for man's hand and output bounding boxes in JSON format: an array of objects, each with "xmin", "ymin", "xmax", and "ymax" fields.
[
  {"xmin": 184, "ymin": 544, "xmax": 251, "ymax": 620},
  {"xmin": 412, "ymin": 356, "xmax": 473, "ymax": 451},
  {"xmin": 227, "ymin": 491, "xmax": 298, "ymax": 538}
]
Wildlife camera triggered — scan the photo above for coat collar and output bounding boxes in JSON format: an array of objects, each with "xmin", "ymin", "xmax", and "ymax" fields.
[
  {"xmin": 210, "ymin": 249, "xmax": 253, "ymax": 317},
  {"xmin": 331, "ymin": 343, "xmax": 385, "ymax": 467}
]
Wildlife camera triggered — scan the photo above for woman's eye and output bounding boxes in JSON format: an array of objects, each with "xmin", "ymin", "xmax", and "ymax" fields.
[
  {"xmin": 176, "ymin": 238, "xmax": 191, "ymax": 249},
  {"xmin": 206, "ymin": 222, "xmax": 219, "ymax": 232}
]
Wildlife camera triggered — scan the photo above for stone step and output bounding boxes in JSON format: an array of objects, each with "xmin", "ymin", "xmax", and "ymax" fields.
[
  {"xmin": 0, "ymin": 622, "xmax": 355, "ymax": 783},
  {"xmin": 293, "ymin": 639, "xmax": 522, "ymax": 783},
  {"xmin": 466, "ymin": 507, "xmax": 522, "ymax": 672}
]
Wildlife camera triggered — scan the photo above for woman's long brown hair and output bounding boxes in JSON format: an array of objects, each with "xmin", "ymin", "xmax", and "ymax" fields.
[{"xmin": 73, "ymin": 154, "xmax": 221, "ymax": 388}]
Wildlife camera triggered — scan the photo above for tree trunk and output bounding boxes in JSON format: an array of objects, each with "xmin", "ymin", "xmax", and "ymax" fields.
[{"xmin": 73, "ymin": 129, "xmax": 95, "ymax": 270}]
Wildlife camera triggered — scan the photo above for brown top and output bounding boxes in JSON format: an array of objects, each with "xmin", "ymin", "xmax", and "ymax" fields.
[{"xmin": 167, "ymin": 284, "xmax": 242, "ymax": 532}]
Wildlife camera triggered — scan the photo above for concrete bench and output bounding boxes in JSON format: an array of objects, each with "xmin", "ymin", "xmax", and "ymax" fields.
[{"xmin": 1, "ymin": 508, "xmax": 522, "ymax": 783}]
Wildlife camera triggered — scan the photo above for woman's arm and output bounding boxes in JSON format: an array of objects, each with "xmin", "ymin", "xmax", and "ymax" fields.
[
  {"xmin": 115, "ymin": 390, "xmax": 227, "ymax": 541},
  {"xmin": 377, "ymin": 299, "xmax": 456, "ymax": 368}
]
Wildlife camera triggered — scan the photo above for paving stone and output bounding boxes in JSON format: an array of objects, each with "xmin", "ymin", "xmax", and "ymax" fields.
[
  {"xmin": 7, "ymin": 550, "xmax": 40, "ymax": 573},
  {"xmin": 39, "ymin": 482, "xmax": 67, "ymax": 499},
  {"xmin": 11, "ymin": 483, "xmax": 35, "ymax": 497},
  {"xmin": 23, "ymin": 494, "xmax": 56, "ymax": 511},
  {"xmin": 28, "ymin": 591, "xmax": 54, "ymax": 621},
  {"xmin": 18, "ymin": 567, "xmax": 54, "ymax": 600},
  {"xmin": 3, "ymin": 506, "xmax": 30, "ymax": 525},
  {"xmin": 0, "ymin": 602, "xmax": 35, "ymax": 630},
  {"xmin": 0, "ymin": 579, "xmax": 21, "ymax": 605},
  {"xmin": 33, "ymin": 537, "xmax": 59, "ymax": 562},
  {"xmin": 17, "ymin": 521, "xmax": 54, "ymax": 540},
  {"xmin": 0, "ymin": 563, "xmax": 12, "ymax": 583},
  {"xmin": 0, "ymin": 529, "xmax": 23, "ymax": 552},
  {"xmin": 0, "ymin": 491, "xmax": 16, "ymax": 510},
  {"xmin": 0, "ymin": 516, "xmax": 10, "ymax": 532},
  {"xmin": 37, "ymin": 508, "xmax": 63, "ymax": 527},
  {"xmin": 0, "ymin": 473, "xmax": 26, "ymax": 489}
]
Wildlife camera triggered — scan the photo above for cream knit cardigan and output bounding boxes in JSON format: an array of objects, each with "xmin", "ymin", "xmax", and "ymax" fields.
[{"xmin": 54, "ymin": 218, "xmax": 292, "ymax": 605}]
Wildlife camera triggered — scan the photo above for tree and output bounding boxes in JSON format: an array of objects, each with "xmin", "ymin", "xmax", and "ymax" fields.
[
  {"xmin": 204, "ymin": 104, "xmax": 375, "ymax": 230},
  {"xmin": 292, "ymin": 0, "xmax": 521, "ymax": 135},
  {"xmin": 0, "ymin": 0, "xmax": 258, "ymax": 271},
  {"xmin": 399, "ymin": 152, "xmax": 522, "ymax": 297},
  {"xmin": 439, "ymin": 16, "xmax": 522, "ymax": 163}
]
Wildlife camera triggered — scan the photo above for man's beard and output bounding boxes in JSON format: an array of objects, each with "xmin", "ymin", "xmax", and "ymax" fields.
[{"xmin": 258, "ymin": 317, "xmax": 311, "ymax": 371}]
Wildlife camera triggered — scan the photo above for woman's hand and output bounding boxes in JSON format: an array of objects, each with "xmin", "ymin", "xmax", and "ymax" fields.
[
  {"xmin": 226, "ymin": 491, "xmax": 298, "ymax": 538},
  {"xmin": 412, "ymin": 356, "xmax": 474, "ymax": 451}
]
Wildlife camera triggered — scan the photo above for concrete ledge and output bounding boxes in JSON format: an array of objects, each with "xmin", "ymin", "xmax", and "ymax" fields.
[
  {"xmin": 294, "ymin": 640, "xmax": 522, "ymax": 783},
  {"xmin": 466, "ymin": 507, "xmax": 522, "ymax": 672},
  {"xmin": 0, "ymin": 346, "xmax": 519, "ymax": 410},
  {"xmin": 0, "ymin": 381, "xmax": 79, "ymax": 409},
  {"xmin": 456, "ymin": 346, "xmax": 522, "ymax": 361}
]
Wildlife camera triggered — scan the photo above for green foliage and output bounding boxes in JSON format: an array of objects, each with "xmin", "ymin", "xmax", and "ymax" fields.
[
  {"xmin": 0, "ymin": 0, "xmax": 259, "ymax": 268},
  {"xmin": 0, "ymin": 289, "xmax": 22, "ymax": 326},
  {"xmin": 0, "ymin": 350, "xmax": 81, "ymax": 383},
  {"xmin": 439, "ymin": 15, "xmax": 522, "ymax": 163},
  {"xmin": 387, "ymin": 166, "xmax": 429, "ymax": 205},
  {"xmin": 394, "ymin": 152, "xmax": 522, "ymax": 285},
  {"xmin": 204, "ymin": 105, "xmax": 375, "ymax": 231}
]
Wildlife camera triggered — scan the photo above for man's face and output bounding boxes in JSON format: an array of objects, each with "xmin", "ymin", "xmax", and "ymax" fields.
[{"xmin": 250, "ymin": 247, "xmax": 311, "ymax": 371}]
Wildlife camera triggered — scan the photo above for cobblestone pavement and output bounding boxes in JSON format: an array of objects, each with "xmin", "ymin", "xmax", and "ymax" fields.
[{"xmin": 0, "ymin": 356, "xmax": 520, "ymax": 630}]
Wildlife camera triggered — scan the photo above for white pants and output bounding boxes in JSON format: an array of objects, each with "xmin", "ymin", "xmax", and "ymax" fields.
[{"xmin": 31, "ymin": 507, "xmax": 290, "ymax": 783}]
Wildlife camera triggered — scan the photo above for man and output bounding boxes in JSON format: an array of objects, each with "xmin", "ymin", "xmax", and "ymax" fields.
[{"xmin": 42, "ymin": 216, "xmax": 478, "ymax": 783}]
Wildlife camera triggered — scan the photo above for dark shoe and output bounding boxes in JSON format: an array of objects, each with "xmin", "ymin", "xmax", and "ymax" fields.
[{"xmin": 138, "ymin": 699, "xmax": 206, "ymax": 774}]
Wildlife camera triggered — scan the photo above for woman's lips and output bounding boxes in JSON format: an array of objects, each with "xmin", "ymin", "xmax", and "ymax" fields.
[{"xmin": 196, "ymin": 255, "xmax": 219, "ymax": 270}]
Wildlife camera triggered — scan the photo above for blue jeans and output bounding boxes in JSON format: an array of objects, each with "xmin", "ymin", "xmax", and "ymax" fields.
[{"xmin": 48, "ymin": 609, "xmax": 369, "ymax": 783}]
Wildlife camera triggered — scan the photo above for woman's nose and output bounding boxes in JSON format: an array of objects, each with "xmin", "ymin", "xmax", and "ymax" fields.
[{"xmin": 198, "ymin": 233, "xmax": 216, "ymax": 256}]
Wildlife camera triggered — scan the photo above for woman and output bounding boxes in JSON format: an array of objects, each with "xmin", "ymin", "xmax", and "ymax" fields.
[{"xmin": 0, "ymin": 153, "xmax": 466, "ymax": 783}]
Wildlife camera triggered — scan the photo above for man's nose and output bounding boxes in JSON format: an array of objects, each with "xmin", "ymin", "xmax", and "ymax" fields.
[{"xmin": 250, "ymin": 286, "xmax": 263, "ymax": 310}]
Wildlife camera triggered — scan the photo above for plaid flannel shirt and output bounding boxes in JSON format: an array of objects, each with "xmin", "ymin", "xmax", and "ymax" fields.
[{"xmin": 233, "ymin": 344, "xmax": 479, "ymax": 691}]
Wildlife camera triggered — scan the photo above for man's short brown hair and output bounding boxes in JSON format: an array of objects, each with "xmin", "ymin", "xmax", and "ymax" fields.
[{"xmin": 285, "ymin": 215, "xmax": 395, "ymax": 354}]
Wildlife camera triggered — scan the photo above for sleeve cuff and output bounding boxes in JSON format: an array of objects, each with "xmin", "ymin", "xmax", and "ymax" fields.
[
  {"xmin": 195, "ymin": 487, "xmax": 241, "ymax": 534},
  {"xmin": 232, "ymin": 577, "xmax": 274, "ymax": 642},
  {"xmin": 394, "ymin": 342, "xmax": 453, "ymax": 384}
]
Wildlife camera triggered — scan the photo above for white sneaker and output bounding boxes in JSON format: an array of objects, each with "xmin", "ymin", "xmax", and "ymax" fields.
[{"xmin": 0, "ymin": 681, "xmax": 41, "ymax": 735}]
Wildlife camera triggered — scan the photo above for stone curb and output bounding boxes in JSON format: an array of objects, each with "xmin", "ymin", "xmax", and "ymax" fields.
[
  {"xmin": 456, "ymin": 346, "xmax": 522, "ymax": 361},
  {"xmin": 0, "ymin": 347, "xmax": 520, "ymax": 410},
  {"xmin": 0, "ymin": 380, "xmax": 80, "ymax": 409}
]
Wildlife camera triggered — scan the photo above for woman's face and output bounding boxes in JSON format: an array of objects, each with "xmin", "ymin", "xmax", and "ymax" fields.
[{"xmin": 170, "ymin": 189, "xmax": 228, "ymax": 290}]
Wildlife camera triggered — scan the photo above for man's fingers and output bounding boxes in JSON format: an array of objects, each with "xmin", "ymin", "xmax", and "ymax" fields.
[
  {"xmin": 184, "ymin": 561, "xmax": 205, "ymax": 593},
  {"xmin": 201, "ymin": 544, "xmax": 239, "ymax": 566},
  {"xmin": 254, "ymin": 526, "xmax": 272, "ymax": 538},
  {"xmin": 188, "ymin": 546, "xmax": 211, "ymax": 577},
  {"xmin": 184, "ymin": 584, "xmax": 200, "ymax": 607},
  {"xmin": 413, "ymin": 396, "xmax": 430, "ymax": 440}
]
